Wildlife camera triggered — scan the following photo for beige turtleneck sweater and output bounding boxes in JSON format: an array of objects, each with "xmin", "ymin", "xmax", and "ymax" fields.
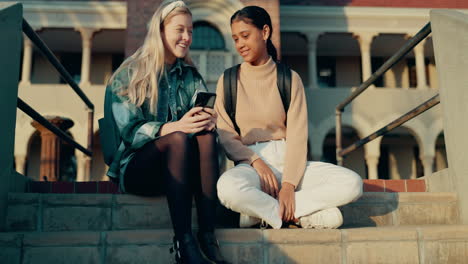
[{"xmin": 215, "ymin": 57, "xmax": 308, "ymax": 188}]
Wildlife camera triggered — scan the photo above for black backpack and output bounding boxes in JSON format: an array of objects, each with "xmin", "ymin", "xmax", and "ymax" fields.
[{"xmin": 223, "ymin": 62, "xmax": 292, "ymax": 135}]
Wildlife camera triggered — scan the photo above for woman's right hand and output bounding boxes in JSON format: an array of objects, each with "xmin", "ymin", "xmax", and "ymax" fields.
[
  {"xmin": 159, "ymin": 107, "xmax": 211, "ymax": 136},
  {"xmin": 252, "ymin": 158, "xmax": 279, "ymax": 198}
]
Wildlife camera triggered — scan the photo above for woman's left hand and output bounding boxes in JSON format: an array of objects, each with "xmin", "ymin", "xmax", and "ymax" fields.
[
  {"xmin": 200, "ymin": 107, "xmax": 217, "ymax": 131},
  {"xmin": 278, "ymin": 182, "xmax": 296, "ymax": 222}
]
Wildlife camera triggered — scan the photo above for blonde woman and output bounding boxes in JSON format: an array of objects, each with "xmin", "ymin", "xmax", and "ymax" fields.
[{"xmin": 103, "ymin": 1, "xmax": 227, "ymax": 263}]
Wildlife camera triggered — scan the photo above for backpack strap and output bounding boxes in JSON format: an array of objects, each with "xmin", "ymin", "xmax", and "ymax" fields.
[
  {"xmin": 276, "ymin": 62, "xmax": 292, "ymax": 114},
  {"xmin": 223, "ymin": 64, "xmax": 241, "ymax": 134}
]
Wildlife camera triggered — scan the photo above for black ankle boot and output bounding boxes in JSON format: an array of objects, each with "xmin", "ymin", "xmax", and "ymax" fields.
[
  {"xmin": 170, "ymin": 234, "xmax": 215, "ymax": 264},
  {"xmin": 197, "ymin": 232, "xmax": 230, "ymax": 264}
]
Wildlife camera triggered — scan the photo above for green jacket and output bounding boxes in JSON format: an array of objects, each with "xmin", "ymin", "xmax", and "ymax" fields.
[{"xmin": 105, "ymin": 59, "xmax": 207, "ymax": 191}]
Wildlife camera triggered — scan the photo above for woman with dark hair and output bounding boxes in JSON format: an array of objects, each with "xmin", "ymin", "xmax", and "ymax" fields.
[
  {"xmin": 102, "ymin": 1, "xmax": 229, "ymax": 263},
  {"xmin": 215, "ymin": 6, "xmax": 363, "ymax": 229}
]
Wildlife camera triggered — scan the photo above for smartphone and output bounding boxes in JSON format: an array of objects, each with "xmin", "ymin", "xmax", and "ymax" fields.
[{"xmin": 194, "ymin": 92, "xmax": 216, "ymax": 108}]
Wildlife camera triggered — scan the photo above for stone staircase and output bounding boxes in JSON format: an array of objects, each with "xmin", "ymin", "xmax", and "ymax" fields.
[
  {"xmin": 3, "ymin": 225, "xmax": 468, "ymax": 263},
  {"xmin": 1, "ymin": 180, "xmax": 467, "ymax": 263},
  {"xmin": 4, "ymin": 192, "xmax": 459, "ymax": 232}
]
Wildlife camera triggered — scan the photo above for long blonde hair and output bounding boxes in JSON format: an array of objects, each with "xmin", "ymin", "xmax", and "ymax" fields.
[{"xmin": 109, "ymin": 0, "xmax": 193, "ymax": 113}]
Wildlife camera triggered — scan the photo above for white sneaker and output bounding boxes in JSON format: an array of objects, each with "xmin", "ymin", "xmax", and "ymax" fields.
[
  {"xmin": 239, "ymin": 214, "xmax": 261, "ymax": 228},
  {"xmin": 299, "ymin": 207, "xmax": 343, "ymax": 229}
]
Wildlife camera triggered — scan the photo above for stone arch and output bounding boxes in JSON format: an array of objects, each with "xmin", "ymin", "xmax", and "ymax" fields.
[
  {"xmin": 378, "ymin": 126, "xmax": 424, "ymax": 179},
  {"xmin": 192, "ymin": 21, "xmax": 226, "ymax": 50},
  {"xmin": 372, "ymin": 114, "xmax": 427, "ymax": 157},
  {"xmin": 372, "ymin": 115, "xmax": 430, "ymax": 179},
  {"xmin": 313, "ymin": 113, "xmax": 372, "ymax": 156},
  {"xmin": 321, "ymin": 124, "xmax": 366, "ymax": 178},
  {"xmin": 189, "ymin": 0, "xmax": 244, "ymax": 53}
]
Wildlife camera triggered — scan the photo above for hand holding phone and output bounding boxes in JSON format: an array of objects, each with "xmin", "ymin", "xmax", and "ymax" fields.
[
  {"xmin": 194, "ymin": 92, "xmax": 216, "ymax": 108},
  {"xmin": 193, "ymin": 92, "xmax": 217, "ymax": 132}
]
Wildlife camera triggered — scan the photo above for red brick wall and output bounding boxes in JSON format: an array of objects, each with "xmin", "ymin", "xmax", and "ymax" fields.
[
  {"xmin": 280, "ymin": 0, "xmax": 468, "ymax": 8},
  {"xmin": 240, "ymin": 0, "xmax": 281, "ymax": 59},
  {"xmin": 125, "ymin": 0, "xmax": 163, "ymax": 57}
]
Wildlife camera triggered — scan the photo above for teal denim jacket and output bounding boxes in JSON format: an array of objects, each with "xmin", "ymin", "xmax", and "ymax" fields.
[{"xmin": 105, "ymin": 59, "xmax": 207, "ymax": 191}]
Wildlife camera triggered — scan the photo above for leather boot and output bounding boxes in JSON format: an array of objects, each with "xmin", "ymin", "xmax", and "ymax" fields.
[
  {"xmin": 197, "ymin": 232, "xmax": 231, "ymax": 264},
  {"xmin": 170, "ymin": 234, "xmax": 215, "ymax": 264}
]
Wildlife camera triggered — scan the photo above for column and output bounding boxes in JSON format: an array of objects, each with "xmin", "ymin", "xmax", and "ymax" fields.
[
  {"xmin": 364, "ymin": 139, "xmax": 381, "ymax": 179},
  {"xmin": 76, "ymin": 28, "xmax": 99, "ymax": 87},
  {"xmin": 20, "ymin": 36, "xmax": 33, "ymax": 86},
  {"xmin": 355, "ymin": 32, "xmax": 378, "ymax": 87},
  {"xmin": 365, "ymin": 155, "xmax": 380, "ymax": 179},
  {"xmin": 304, "ymin": 32, "xmax": 321, "ymax": 89},
  {"xmin": 15, "ymin": 155, "xmax": 26, "ymax": 175},
  {"xmin": 414, "ymin": 39, "xmax": 428, "ymax": 89},
  {"xmin": 421, "ymin": 155, "xmax": 434, "ymax": 177},
  {"xmin": 31, "ymin": 116, "xmax": 74, "ymax": 181}
]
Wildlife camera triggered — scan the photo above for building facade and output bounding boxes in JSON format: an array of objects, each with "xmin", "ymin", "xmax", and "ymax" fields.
[{"xmin": 14, "ymin": 0, "xmax": 466, "ymax": 182}]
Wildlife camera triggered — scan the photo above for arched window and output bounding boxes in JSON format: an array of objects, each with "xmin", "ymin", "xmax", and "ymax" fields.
[{"xmin": 191, "ymin": 21, "xmax": 225, "ymax": 50}]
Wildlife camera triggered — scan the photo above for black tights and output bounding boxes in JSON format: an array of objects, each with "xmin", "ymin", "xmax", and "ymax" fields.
[{"xmin": 123, "ymin": 131, "xmax": 219, "ymax": 240}]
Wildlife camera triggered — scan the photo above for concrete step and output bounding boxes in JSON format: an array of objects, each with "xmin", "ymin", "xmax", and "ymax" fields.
[
  {"xmin": 341, "ymin": 192, "xmax": 459, "ymax": 227},
  {"xmin": 24, "ymin": 179, "xmax": 427, "ymax": 194},
  {"xmin": 5, "ymin": 192, "xmax": 459, "ymax": 232},
  {"xmin": 2, "ymin": 225, "xmax": 468, "ymax": 264}
]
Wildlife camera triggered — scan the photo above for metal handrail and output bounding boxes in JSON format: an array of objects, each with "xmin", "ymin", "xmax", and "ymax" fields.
[
  {"xmin": 339, "ymin": 95, "xmax": 439, "ymax": 157},
  {"xmin": 18, "ymin": 19, "xmax": 94, "ymax": 168},
  {"xmin": 335, "ymin": 22, "xmax": 434, "ymax": 165}
]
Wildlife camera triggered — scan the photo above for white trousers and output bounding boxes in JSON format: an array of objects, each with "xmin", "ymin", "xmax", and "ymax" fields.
[{"xmin": 217, "ymin": 140, "xmax": 363, "ymax": 229}]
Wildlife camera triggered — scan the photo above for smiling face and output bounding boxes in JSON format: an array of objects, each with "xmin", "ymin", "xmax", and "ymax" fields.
[
  {"xmin": 231, "ymin": 19, "xmax": 270, "ymax": 66},
  {"xmin": 162, "ymin": 12, "xmax": 193, "ymax": 64}
]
